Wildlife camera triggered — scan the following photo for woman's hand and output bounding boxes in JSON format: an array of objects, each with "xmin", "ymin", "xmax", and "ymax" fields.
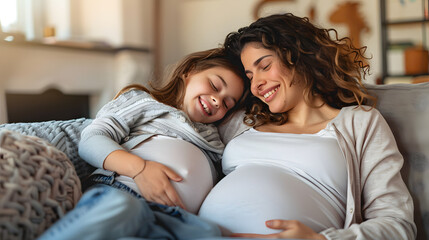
[
  {"xmin": 134, "ymin": 161, "xmax": 186, "ymax": 209},
  {"xmin": 230, "ymin": 220, "xmax": 327, "ymax": 239}
]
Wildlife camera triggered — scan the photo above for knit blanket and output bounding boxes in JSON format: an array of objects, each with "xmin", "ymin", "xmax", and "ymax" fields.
[
  {"xmin": 0, "ymin": 118, "xmax": 94, "ymax": 181},
  {"xmin": 0, "ymin": 129, "xmax": 83, "ymax": 239}
]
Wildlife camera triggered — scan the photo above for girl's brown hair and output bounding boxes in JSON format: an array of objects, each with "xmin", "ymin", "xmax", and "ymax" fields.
[
  {"xmin": 224, "ymin": 13, "xmax": 376, "ymax": 126},
  {"xmin": 114, "ymin": 48, "xmax": 249, "ymax": 123}
]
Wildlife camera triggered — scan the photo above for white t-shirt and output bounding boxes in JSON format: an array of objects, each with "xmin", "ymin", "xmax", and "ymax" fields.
[
  {"xmin": 116, "ymin": 135, "xmax": 215, "ymax": 214},
  {"xmin": 198, "ymin": 125, "xmax": 347, "ymax": 235}
]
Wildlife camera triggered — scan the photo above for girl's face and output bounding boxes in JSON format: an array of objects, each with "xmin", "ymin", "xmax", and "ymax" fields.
[
  {"xmin": 240, "ymin": 42, "xmax": 305, "ymax": 114},
  {"xmin": 182, "ymin": 66, "xmax": 244, "ymax": 123}
]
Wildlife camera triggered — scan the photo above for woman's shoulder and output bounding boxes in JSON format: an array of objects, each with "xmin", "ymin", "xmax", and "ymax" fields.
[
  {"xmin": 333, "ymin": 105, "xmax": 384, "ymax": 126},
  {"xmin": 331, "ymin": 106, "xmax": 391, "ymax": 139},
  {"xmin": 340, "ymin": 105, "xmax": 382, "ymax": 118}
]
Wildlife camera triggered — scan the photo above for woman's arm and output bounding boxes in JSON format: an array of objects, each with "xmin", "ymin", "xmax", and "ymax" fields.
[{"xmin": 321, "ymin": 108, "xmax": 416, "ymax": 239}]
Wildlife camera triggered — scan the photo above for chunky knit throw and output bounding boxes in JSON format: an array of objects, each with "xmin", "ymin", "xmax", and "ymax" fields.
[{"xmin": 0, "ymin": 130, "xmax": 82, "ymax": 239}]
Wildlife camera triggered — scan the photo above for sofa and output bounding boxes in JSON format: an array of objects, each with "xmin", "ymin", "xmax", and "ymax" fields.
[{"xmin": 0, "ymin": 82, "xmax": 428, "ymax": 240}]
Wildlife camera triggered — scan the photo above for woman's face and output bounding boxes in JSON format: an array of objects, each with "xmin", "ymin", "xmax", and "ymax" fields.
[
  {"xmin": 182, "ymin": 66, "xmax": 244, "ymax": 123},
  {"xmin": 240, "ymin": 42, "xmax": 304, "ymax": 114}
]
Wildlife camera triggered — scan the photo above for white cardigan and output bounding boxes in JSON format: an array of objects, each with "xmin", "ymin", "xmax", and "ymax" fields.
[{"xmin": 219, "ymin": 106, "xmax": 416, "ymax": 240}]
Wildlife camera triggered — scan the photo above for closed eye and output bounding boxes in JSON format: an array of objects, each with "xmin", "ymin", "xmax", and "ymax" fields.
[
  {"xmin": 245, "ymin": 74, "xmax": 253, "ymax": 82},
  {"xmin": 224, "ymin": 98, "xmax": 236, "ymax": 110},
  {"xmin": 262, "ymin": 63, "xmax": 271, "ymax": 70},
  {"xmin": 210, "ymin": 80, "xmax": 218, "ymax": 91},
  {"xmin": 223, "ymin": 101, "xmax": 228, "ymax": 109}
]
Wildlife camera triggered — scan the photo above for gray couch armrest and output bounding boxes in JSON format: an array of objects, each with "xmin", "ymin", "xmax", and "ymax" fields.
[
  {"xmin": 0, "ymin": 118, "xmax": 94, "ymax": 181},
  {"xmin": 366, "ymin": 82, "xmax": 429, "ymax": 240}
]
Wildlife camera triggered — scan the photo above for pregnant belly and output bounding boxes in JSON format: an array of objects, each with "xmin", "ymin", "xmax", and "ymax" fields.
[
  {"xmin": 198, "ymin": 164, "xmax": 343, "ymax": 235},
  {"xmin": 126, "ymin": 136, "xmax": 214, "ymax": 214}
]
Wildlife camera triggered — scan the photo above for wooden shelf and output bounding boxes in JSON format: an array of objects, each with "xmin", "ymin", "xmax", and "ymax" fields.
[
  {"xmin": 383, "ymin": 19, "xmax": 429, "ymax": 25},
  {"xmin": 380, "ymin": 0, "xmax": 429, "ymax": 84},
  {"xmin": 384, "ymin": 73, "xmax": 429, "ymax": 78},
  {"xmin": 0, "ymin": 37, "xmax": 151, "ymax": 54}
]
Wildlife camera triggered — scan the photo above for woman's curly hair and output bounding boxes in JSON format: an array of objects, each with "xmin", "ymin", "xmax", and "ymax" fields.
[{"xmin": 224, "ymin": 13, "xmax": 376, "ymax": 127}]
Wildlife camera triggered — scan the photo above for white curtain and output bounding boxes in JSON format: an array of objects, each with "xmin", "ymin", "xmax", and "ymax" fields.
[
  {"xmin": 0, "ymin": 0, "xmax": 46, "ymax": 40},
  {"xmin": 20, "ymin": 0, "xmax": 45, "ymax": 40},
  {"xmin": 0, "ymin": 0, "xmax": 18, "ymax": 32}
]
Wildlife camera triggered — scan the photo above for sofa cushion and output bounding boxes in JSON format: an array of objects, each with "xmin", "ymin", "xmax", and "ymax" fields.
[
  {"xmin": 0, "ymin": 130, "xmax": 82, "ymax": 240},
  {"xmin": 366, "ymin": 82, "xmax": 429, "ymax": 240}
]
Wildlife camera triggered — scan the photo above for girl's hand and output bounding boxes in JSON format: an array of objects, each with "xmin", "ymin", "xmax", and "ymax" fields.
[
  {"xmin": 134, "ymin": 161, "xmax": 186, "ymax": 209},
  {"xmin": 230, "ymin": 220, "xmax": 327, "ymax": 239}
]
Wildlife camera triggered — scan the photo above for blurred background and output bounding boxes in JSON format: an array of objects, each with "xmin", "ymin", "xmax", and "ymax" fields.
[{"xmin": 0, "ymin": 0, "xmax": 426, "ymax": 123}]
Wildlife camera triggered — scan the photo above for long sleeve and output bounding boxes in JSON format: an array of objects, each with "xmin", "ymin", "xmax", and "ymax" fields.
[
  {"xmin": 78, "ymin": 89, "xmax": 224, "ymax": 170},
  {"xmin": 78, "ymin": 90, "xmax": 164, "ymax": 168},
  {"xmin": 322, "ymin": 107, "xmax": 416, "ymax": 240}
]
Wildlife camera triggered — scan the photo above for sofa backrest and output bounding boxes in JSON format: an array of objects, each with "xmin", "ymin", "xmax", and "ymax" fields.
[{"xmin": 366, "ymin": 82, "xmax": 429, "ymax": 240}]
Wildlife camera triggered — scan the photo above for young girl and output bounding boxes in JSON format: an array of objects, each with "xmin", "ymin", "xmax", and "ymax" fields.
[{"xmin": 38, "ymin": 48, "xmax": 247, "ymax": 240}]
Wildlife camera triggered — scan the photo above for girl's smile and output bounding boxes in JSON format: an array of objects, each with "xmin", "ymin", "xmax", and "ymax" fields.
[
  {"xmin": 182, "ymin": 66, "xmax": 244, "ymax": 123},
  {"xmin": 199, "ymin": 97, "xmax": 212, "ymax": 116}
]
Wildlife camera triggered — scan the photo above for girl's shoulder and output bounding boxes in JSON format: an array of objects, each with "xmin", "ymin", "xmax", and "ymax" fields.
[
  {"xmin": 113, "ymin": 89, "xmax": 163, "ymax": 107},
  {"xmin": 96, "ymin": 89, "xmax": 165, "ymax": 118},
  {"xmin": 118, "ymin": 88, "xmax": 153, "ymax": 100}
]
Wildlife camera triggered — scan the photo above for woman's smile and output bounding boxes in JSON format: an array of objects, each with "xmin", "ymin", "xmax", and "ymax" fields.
[{"xmin": 261, "ymin": 85, "xmax": 280, "ymax": 102}]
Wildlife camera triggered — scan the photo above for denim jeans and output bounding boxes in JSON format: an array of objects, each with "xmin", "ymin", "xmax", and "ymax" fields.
[{"xmin": 37, "ymin": 175, "xmax": 221, "ymax": 240}]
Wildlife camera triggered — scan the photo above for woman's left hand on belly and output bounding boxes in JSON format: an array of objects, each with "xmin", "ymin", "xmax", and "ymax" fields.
[{"xmin": 230, "ymin": 220, "xmax": 327, "ymax": 239}]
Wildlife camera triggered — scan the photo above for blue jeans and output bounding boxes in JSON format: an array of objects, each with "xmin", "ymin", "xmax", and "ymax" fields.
[{"xmin": 37, "ymin": 175, "xmax": 221, "ymax": 240}]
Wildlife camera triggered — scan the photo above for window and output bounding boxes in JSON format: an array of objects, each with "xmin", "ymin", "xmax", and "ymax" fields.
[{"xmin": 0, "ymin": 0, "xmax": 18, "ymax": 32}]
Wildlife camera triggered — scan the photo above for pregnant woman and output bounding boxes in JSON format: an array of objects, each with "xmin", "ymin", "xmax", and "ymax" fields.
[{"xmin": 198, "ymin": 13, "xmax": 416, "ymax": 240}]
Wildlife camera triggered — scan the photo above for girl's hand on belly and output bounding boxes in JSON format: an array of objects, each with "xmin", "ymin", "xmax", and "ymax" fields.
[
  {"xmin": 230, "ymin": 220, "xmax": 327, "ymax": 240},
  {"xmin": 134, "ymin": 161, "xmax": 186, "ymax": 209}
]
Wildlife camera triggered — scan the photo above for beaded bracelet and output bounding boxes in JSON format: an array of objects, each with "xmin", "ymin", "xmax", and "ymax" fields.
[{"xmin": 132, "ymin": 161, "xmax": 147, "ymax": 179}]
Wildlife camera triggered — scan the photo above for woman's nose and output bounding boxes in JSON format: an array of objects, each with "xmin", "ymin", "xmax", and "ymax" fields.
[{"xmin": 252, "ymin": 76, "xmax": 266, "ymax": 91}]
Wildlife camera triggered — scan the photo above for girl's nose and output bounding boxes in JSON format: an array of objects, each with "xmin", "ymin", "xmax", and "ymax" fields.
[{"xmin": 211, "ymin": 96, "xmax": 220, "ymax": 108}]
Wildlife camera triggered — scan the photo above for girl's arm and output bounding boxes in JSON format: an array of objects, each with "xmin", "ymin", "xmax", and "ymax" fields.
[{"xmin": 79, "ymin": 90, "xmax": 185, "ymax": 208}]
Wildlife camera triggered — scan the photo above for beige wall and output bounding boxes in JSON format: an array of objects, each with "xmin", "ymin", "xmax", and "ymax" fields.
[
  {"xmin": 0, "ymin": 0, "xmax": 154, "ymax": 123},
  {"xmin": 160, "ymin": 0, "xmax": 380, "ymax": 84},
  {"xmin": 5, "ymin": 0, "xmax": 422, "ymax": 123}
]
